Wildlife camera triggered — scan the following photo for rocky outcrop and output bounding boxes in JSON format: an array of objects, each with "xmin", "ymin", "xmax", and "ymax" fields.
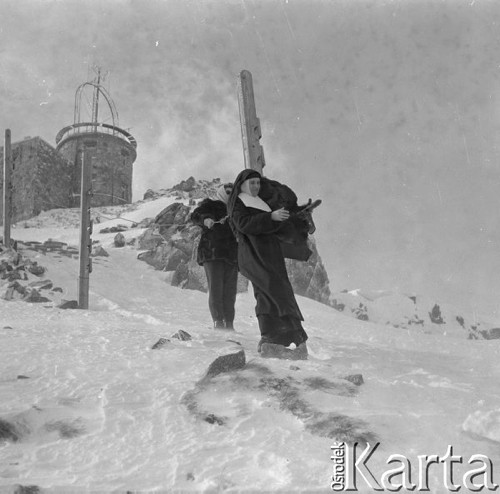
[
  {"xmin": 0, "ymin": 243, "xmax": 70, "ymax": 306},
  {"xmin": 285, "ymin": 239, "xmax": 331, "ymax": 304},
  {"xmin": 327, "ymin": 289, "xmax": 500, "ymax": 340},
  {"xmin": 137, "ymin": 178, "xmax": 331, "ymax": 306}
]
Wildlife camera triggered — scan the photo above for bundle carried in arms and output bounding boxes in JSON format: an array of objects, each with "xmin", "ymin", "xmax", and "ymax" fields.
[{"xmin": 259, "ymin": 177, "xmax": 321, "ymax": 262}]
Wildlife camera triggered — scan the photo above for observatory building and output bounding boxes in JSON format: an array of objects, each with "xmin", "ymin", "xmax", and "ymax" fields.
[
  {"xmin": 55, "ymin": 72, "xmax": 137, "ymax": 207},
  {"xmin": 0, "ymin": 72, "xmax": 137, "ymax": 225}
]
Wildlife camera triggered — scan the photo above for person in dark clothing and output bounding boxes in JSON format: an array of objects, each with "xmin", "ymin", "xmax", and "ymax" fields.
[
  {"xmin": 191, "ymin": 183, "xmax": 238, "ymax": 329},
  {"xmin": 227, "ymin": 169, "xmax": 308, "ymax": 359}
]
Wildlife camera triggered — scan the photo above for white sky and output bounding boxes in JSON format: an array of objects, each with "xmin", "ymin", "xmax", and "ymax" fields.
[{"xmin": 2, "ymin": 0, "xmax": 500, "ymax": 316}]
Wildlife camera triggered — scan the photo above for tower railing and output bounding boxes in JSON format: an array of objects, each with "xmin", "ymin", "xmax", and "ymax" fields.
[{"xmin": 55, "ymin": 122, "xmax": 137, "ymax": 149}]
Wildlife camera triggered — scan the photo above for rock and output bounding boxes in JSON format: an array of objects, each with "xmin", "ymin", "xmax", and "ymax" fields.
[
  {"xmin": 24, "ymin": 289, "xmax": 51, "ymax": 303},
  {"xmin": 4, "ymin": 270, "xmax": 22, "ymax": 282},
  {"xmin": 13, "ymin": 485, "xmax": 41, "ymax": 494},
  {"xmin": 114, "ymin": 233, "xmax": 126, "ymax": 247},
  {"xmin": 173, "ymin": 176, "xmax": 197, "ymax": 192},
  {"xmin": 475, "ymin": 327, "xmax": 500, "ymax": 340},
  {"xmin": 7, "ymin": 281, "xmax": 27, "ymax": 296},
  {"xmin": 285, "ymin": 238, "xmax": 331, "ymax": 305},
  {"xmin": 204, "ymin": 414, "xmax": 225, "ymax": 425},
  {"xmin": 136, "ymin": 217, "xmax": 154, "ymax": 228},
  {"xmin": 28, "ymin": 280, "xmax": 53, "ymax": 290},
  {"xmin": 143, "ymin": 189, "xmax": 157, "ymax": 200},
  {"xmin": 171, "ymin": 330, "xmax": 192, "ymax": 341},
  {"xmin": 137, "ymin": 178, "xmax": 330, "ymax": 309},
  {"xmin": 137, "ymin": 228, "xmax": 163, "ymax": 250},
  {"xmin": 330, "ymin": 299, "xmax": 346, "ymax": 312},
  {"xmin": 171, "ymin": 260, "xmax": 189, "ymax": 287},
  {"xmin": 27, "ymin": 262, "xmax": 45, "ymax": 276},
  {"xmin": 201, "ymin": 349, "xmax": 246, "ymax": 380},
  {"xmin": 429, "ymin": 304, "xmax": 444, "ymax": 324},
  {"xmin": 151, "ymin": 337, "xmax": 169, "ymax": 349},
  {"xmin": 100, "ymin": 225, "xmax": 128, "ymax": 234},
  {"xmin": 344, "ymin": 374, "xmax": 364, "ymax": 386},
  {"xmin": 0, "ymin": 418, "xmax": 20, "ymax": 442},
  {"xmin": 91, "ymin": 245, "xmax": 109, "ymax": 257},
  {"xmin": 43, "ymin": 240, "xmax": 67, "ymax": 250},
  {"xmin": 4, "ymin": 285, "xmax": 26, "ymax": 301},
  {"xmin": 57, "ymin": 300, "xmax": 79, "ymax": 309},
  {"xmin": 154, "ymin": 203, "xmax": 192, "ymax": 231}
]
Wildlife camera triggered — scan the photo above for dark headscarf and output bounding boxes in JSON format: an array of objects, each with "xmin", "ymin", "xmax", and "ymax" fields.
[{"xmin": 227, "ymin": 169, "xmax": 262, "ymax": 219}]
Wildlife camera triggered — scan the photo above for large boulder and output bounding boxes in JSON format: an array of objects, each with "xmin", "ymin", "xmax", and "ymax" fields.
[{"xmin": 286, "ymin": 238, "xmax": 331, "ymax": 304}]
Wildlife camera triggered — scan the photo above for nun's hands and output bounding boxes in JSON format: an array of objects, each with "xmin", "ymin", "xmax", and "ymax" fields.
[{"xmin": 271, "ymin": 208, "xmax": 290, "ymax": 222}]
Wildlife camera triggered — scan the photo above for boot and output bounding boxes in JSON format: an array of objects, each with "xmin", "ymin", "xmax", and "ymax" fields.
[
  {"xmin": 260, "ymin": 342, "xmax": 308, "ymax": 360},
  {"xmin": 293, "ymin": 342, "xmax": 308, "ymax": 360},
  {"xmin": 224, "ymin": 320, "xmax": 235, "ymax": 330}
]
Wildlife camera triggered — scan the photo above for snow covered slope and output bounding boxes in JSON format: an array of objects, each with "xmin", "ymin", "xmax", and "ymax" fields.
[{"xmin": 1, "ymin": 195, "xmax": 500, "ymax": 493}]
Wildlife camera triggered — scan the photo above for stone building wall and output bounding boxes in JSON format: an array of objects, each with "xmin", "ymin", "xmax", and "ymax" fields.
[
  {"xmin": 0, "ymin": 137, "xmax": 73, "ymax": 224},
  {"xmin": 57, "ymin": 133, "xmax": 136, "ymax": 208}
]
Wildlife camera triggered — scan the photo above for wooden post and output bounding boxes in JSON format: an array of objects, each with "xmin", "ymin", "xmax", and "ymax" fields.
[
  {"xmin": 78, "ymin": 148, "xmax": 93, "ymax": 309},
  {"xmin": 3, "ymin": 129, "xmax": 12, "ymax": 248},
  {"xmin": 237, "ymin": 70, "xmax": 266, "ymax": 174}
]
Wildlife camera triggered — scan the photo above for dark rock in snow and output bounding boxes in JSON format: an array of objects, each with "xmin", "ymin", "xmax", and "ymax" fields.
[
  {"xmin": 472, "ymin": 327, "xmax": 500, "ymax": 340},
  {"xmin": 173, "ymin": 176, "xmax": 197, "ymax": 192},
  {"xmin": 4, "ymin": 281, "xmax": 26, "ymax": 300},
  {"xmin": 28, "ymin": 279, "xmax": 53, "ymax": 290},
  {"xmin": 114, "ymin": 233, "xmax": 126, "ymax": 247},
  {"xmin": 201, "ymin": 350, "xmax": 246, "ymax": 380},
  {"xmin": 100, "ymin": 225, "xmax": 128, "ymax": 234},
  {"xmin": 151, "ymin": 338, "xmax": 169, "ymax": 349},
  {"xmin": 344, "ymin": 374, "xmax": 364, "ymax": 386},
  {"xmin": 24, "ymin": 289, "xmax": 51, "ymax": 303},
  {"xmin": 330, "ymin": 298, "xmax": 346, "ymax": 312},
  {"xmin": 13, "ymin": 485, "xmax": 42, "ymax": 494},
  {"xmin": 91, "ymin": 245, "xmax": 109, "ymax": 257},
  {"xmin": 171, "ymin": 330, "xmax": 192, "ymax": 341},
  {"xmin": 57, "ymin": 300, "xmax": 79, "ymax": 310},
  {"xmin": 0, "ymin": 418, "xmax": 20, "ymax": 442},
  {"xmin": 27, "ymin": 262, "xmax": 45, "ymax": 276},
  {"xmin": 429, "ymin": 304, "xmax": 444, "ymax": 324},
  {"xmin": 204, "ymin": 414, "xmax": 225, "ymax": 425},
  {"xmin": 143, "ymin": 189, "xmax": 157, "ymax": 200}
]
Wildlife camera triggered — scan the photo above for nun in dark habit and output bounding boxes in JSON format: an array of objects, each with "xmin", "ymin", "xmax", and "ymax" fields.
[{"xmin": 227, "ymin": 168, "xmax": 308, "ymax": 359}]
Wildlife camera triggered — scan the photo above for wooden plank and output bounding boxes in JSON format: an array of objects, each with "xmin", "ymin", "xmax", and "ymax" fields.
[
  {"xmin": 237, "ymin": 70, "xmax": 266, "ymax": 174},
  {"xmin": 3, "ymin": 129, "xmax": 12, "ymax": 248}
]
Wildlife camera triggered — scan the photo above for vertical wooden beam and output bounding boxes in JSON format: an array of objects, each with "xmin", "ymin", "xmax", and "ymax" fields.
[
  {"xmin": 78, "ymin": 148, "xmax": 93, "ymax": 309},
  {"xmin": 237, "ymin": 70, "xmax": 266, "ymax": 174},
  {"xmin": 3, "ymin": 129, "xmax": 12, "ymax": 248}
]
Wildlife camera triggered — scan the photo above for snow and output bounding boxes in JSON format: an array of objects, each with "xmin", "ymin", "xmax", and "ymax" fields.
[{"xmin": 2, "ymin": 197, "xmax": 500, "ymax": 493}]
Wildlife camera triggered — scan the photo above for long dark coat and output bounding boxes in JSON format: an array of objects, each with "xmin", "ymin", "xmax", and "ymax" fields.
[
  {"xmin": 190, "ymin": 199, "xmax": 237, "ymax": 266},
  {"xmin": 231, "ymin": 197, "xmax": 303, "ymax": 321}
]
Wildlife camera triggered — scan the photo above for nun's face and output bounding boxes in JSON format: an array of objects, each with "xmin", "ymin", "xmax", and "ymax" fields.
[{"xmin": 241, "ymin": 177, "xmax": 260, "ymax": 197}]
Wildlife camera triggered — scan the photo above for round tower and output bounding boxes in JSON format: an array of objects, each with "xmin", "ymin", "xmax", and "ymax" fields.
[{"xmin": 56, "ymin": 70, "xmax": 137, "ymax": 207}]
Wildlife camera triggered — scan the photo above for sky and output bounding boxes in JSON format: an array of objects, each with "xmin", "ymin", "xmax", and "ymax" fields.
[
  {"xmin": 2, "ymin": 195, "xmax": 500, "ymax": 492},
  {"xmin": 2, "ymin": 0, "xmax": 500, "ymax": 318}
]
